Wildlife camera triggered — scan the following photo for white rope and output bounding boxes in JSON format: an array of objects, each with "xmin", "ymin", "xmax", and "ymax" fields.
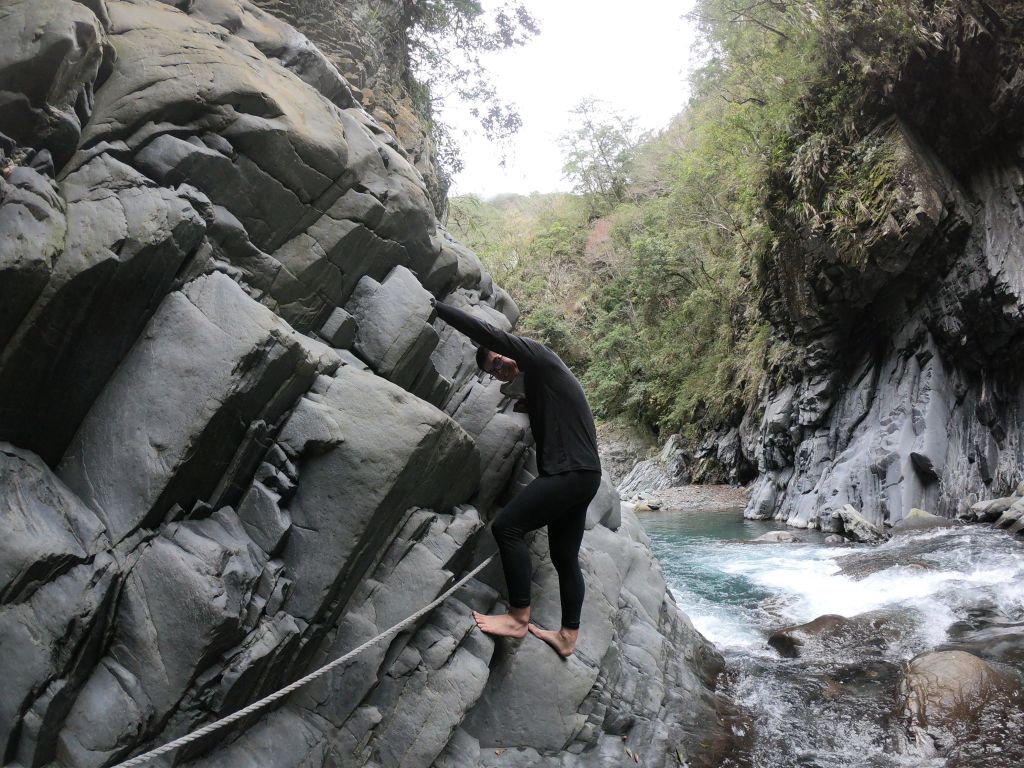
[{"xmin": 111, "ymin": 554, "xmax": 496, "ymax": 768}]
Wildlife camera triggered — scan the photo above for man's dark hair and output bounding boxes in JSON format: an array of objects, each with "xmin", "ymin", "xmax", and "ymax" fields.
[{"xmin": 475, "ymin": 345, "xmax": 491, "ymax": 370}]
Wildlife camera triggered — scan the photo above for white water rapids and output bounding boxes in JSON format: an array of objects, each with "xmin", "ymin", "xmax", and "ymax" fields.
[{"xmin": 640, "ymin": 507, "xmax": 1024, "ymax": 767}]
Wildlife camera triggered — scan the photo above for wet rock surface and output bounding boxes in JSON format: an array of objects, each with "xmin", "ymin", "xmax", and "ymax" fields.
[
  {"xmin": 0, "ymin": 2, "xmax": 725, "ymax": 766},
  {"xmin": 899, "ymin": 650, "xmax": 1024, "ymax": 765}
]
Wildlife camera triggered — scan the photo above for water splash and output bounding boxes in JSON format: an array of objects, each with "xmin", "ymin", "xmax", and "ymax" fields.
[{"xmin": 641, "ymin": 507, "xmax": 1024, "ymax": 767}]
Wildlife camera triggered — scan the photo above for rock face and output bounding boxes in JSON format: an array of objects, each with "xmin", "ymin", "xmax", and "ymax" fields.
[
  {"xmin": 0, "ymin": 2, "xmax": 724, "ymax": 767},
  {"xmin": 248, "ymin": 0, "xmax": 448, "ymax": 213},
  {"xmin": 746, "ymin": 5, "xmax": 1024, "ymax": 530}
]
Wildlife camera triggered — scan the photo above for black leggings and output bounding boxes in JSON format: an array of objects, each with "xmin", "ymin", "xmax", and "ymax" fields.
[{"xmin": 490, "ymin": 470, "xmax": 601, "ymax": 630}]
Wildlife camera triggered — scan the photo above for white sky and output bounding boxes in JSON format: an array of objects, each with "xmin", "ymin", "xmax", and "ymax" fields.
[{"xmin": 443, "ymin": 0, "xmax": 701, "ymax": 198}]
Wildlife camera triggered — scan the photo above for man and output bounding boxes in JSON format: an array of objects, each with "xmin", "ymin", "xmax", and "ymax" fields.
[{"xmin": 433, "ymin": 299, "xmax": 602, "ymax": 658}]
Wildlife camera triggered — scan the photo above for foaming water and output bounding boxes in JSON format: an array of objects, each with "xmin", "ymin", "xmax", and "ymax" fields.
[{"xmin": 641, "ymin": 507, "xmax": 1024, "ymax": 767}]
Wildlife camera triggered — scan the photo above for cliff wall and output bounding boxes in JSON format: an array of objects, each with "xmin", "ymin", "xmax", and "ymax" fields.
[{"xmin": 743, "ymin": 1, "xmax": 1024, "ymax": 528}]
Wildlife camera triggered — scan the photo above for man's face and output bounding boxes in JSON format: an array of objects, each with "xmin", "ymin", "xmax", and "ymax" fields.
[{"xmin": 484, "ymin": 351, "xmax": 519, "ymax": 382}]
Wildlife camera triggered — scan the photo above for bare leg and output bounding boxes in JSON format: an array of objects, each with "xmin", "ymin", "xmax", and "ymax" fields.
[
  {"xmin": 528, "ymin": 624, "xmax": 579, "ymax": 657},
  {"xmin": 473, "ymin": 605, "xmax": 530, "ymax": 638}
]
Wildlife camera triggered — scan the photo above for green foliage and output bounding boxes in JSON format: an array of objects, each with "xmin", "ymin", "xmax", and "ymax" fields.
[
  {"xmin": 450, "ymin": 0, "xmax": 956, "ymax": 439},
  {"xmin": 403, "ymin": 1, "xmax": 539, "ymax": 182},
  {"xmin": 559, "ymin": 99, "xmax": 642, "ymax": 213},
  {"xmin": 447, "ymin": 193, "xmax": 593, "ymax": 369}
]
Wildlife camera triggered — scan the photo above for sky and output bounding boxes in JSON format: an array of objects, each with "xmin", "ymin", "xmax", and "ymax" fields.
[{"xmin": 443, "ymin": 0, "xmax": 701, "ymax": 198}]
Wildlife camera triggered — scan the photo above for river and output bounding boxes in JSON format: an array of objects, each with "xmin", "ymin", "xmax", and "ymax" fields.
[{"xmin": 640, "ymin": 504, "xmax": 1024, "ymax": 767}]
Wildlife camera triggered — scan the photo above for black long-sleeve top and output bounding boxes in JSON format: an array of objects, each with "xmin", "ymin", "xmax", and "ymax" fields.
[{"xmin": 434, "ymin": 301, "xmax": 601, "ymax": 477}]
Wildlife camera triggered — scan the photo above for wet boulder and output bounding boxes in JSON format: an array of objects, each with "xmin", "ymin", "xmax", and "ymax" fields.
[
  {"xmin": 968, "ymin": 496, "xmax": 1017, "ymax": 523},
  {"xmin": 768, "ymin": 612, "xmax": 900, "ymax": 659},
  {"xmin": 830, "ymin": 504, "xmax": 889, "ymax": 544},
  {"xmin": 892, "ymin": 508, "xmax": 959, "ymax": 534},
  {"xmin": 994, "ymin": 498, "xmax": 1024, "ymax": 530},
  {"xmin": 899, "ymin": 650, "xmax": 1024, "ymax": 762},
  {"xmin": 751, "ymin": 530, "xmax": 803, "ymax": 544}
]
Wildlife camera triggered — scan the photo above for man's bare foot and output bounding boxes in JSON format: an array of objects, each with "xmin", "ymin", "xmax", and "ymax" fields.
[
  {"xmin": 473, "ymin": 607, "xmax": 530, "ymax": 638},
  {"xmin": 528, "ymin": 624, "xmax": 579, "ymax": 657}
]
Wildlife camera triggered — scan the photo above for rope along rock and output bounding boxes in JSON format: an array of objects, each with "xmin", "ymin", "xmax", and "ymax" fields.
[{"xmin": 111, "ymin": 554, "xmax": 496, "ymax": 768}]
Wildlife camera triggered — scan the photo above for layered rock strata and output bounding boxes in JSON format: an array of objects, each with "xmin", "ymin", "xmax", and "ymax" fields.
[{"xmin": 0, "ymin": 2, "xmax": 724, "ymax": 767}]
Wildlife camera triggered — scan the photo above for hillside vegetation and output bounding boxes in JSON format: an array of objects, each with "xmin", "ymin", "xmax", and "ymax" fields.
[{"xmin": 448, "ymin": 0, "xmax": 973, "ymax": 441}]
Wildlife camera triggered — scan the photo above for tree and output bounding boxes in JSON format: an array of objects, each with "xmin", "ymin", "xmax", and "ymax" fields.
[
  {"xmin": 404, "ymin": 1, "xmax": 540, "ymax": 181},
  {"xmin": 559, "ymin": 98, "xmax": 641, "ymax": 210}
]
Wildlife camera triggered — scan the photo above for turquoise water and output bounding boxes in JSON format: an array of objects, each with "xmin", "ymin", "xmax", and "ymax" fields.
[{"xmin": 639, "ymin": 506, "xmax": 1024, "ymax": 767}]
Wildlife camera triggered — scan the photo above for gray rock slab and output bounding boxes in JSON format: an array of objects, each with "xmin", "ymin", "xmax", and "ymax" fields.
[
  {"xmin": 0, "ymin": 443, "xmax": 107, "ymax": 603},
  {"xmin": 58, "ymin": 272, "xmax": 328, "ymax": 542},
  {"xmin": 183, "ymin": 0, "xmax": 357, "ymax": 112},
  {"xmin": 237, "ymin": 481, "xmax": 291, "ymax": 556},
  {"xmin": 60, "ymin": 511, "xmax": 266, "ymax": 763},
  {"xmin": 277, "ymin": 363, "xmax": 479, "ymax": 621},
  {"xmin": 75, "ymin": 1, "xmax": 353, "ymax": 252},
  {"xmin": 347, "ymin": 264, "xmax": 438, "ymax": 389},
  {"xmin": 0, "ymin": 153, "xmax": 207, "ymax": 463},
  {"xmin": 317, "ymin": 306, "xmax": 357, "ymax": 348},
  {"xmin": 1, "ymin": 555, "xmax": 117, "ymax": 766}
]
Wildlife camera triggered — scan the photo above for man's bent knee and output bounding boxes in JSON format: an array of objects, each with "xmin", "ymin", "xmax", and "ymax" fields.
[{"xmin": 491, "ymin": 516, "xmax": 522, "ymax": 544}]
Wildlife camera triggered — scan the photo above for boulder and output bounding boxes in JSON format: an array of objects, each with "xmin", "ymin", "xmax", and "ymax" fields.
[
  {"xmin": 830, "ymin": 504, "xmax": 889, "ymax": 544},
  {"xmin": 751, "ymin": 530, "xmax": 803, "ymax": 544},
  {"xmin": 892, "ymin": 507, "xmax": 959, "ymax": 534},
  {"xmin": 994, "ymin": 498, "xmax": 1024, "ymax": 530},
  {"xmin": 969, "ymin": 496, "xmax": 1016, "ymax": 522},
  {"xmin": 899, "ymin": 650, "xmax": 1024, "ymax": 759},
  {"xmin": 768, "ymin": 612, "xmax": 899, "ymax": 659}
]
